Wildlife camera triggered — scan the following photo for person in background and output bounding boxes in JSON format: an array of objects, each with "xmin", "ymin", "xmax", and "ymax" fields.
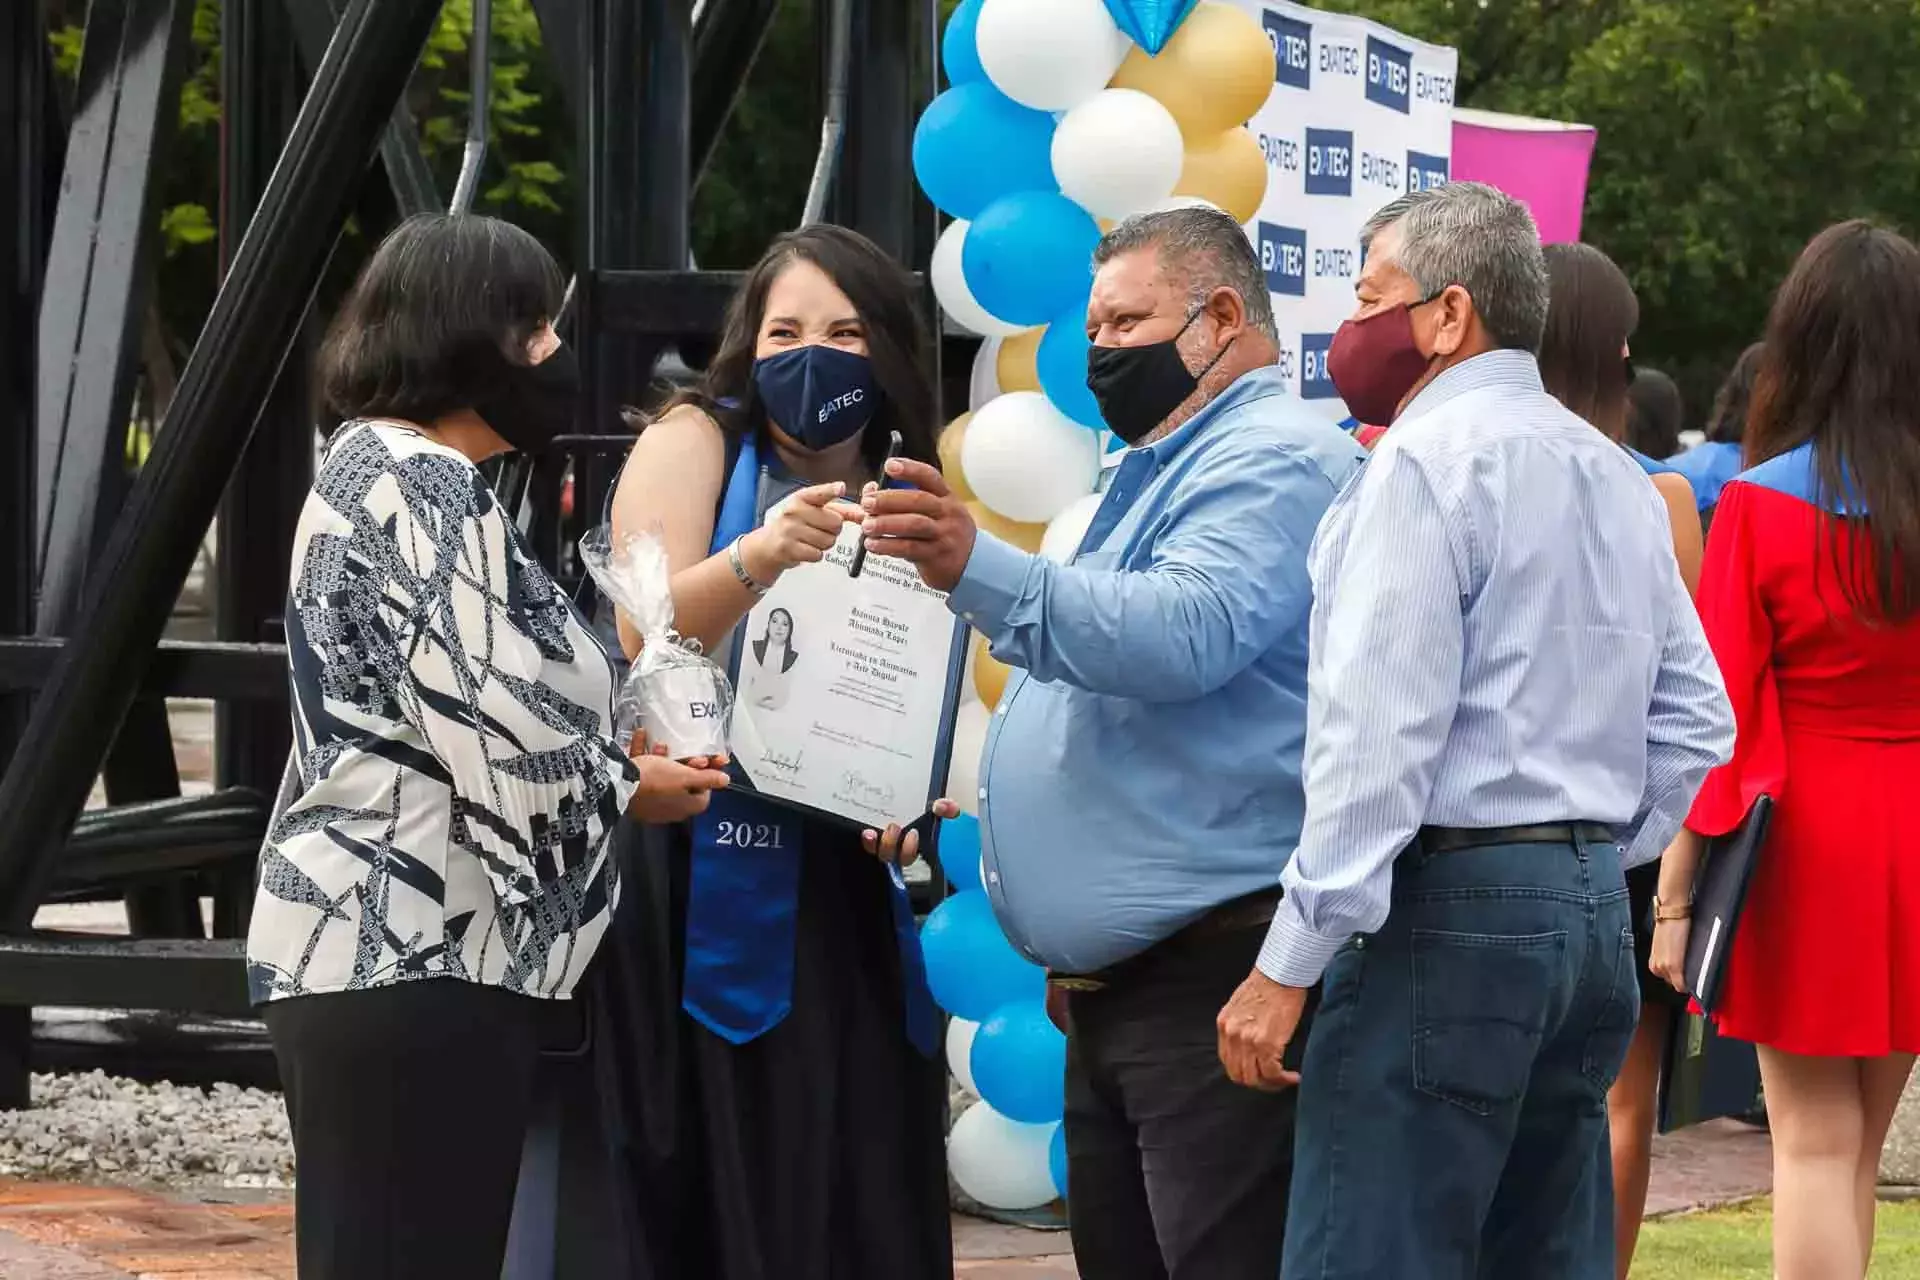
[
  {"xmin": 1670, "ymin": 342, "xmax": 1764, "ymax": 529},
  {"xmin": 253, "ymin": 213, "xmax": 729, "ymax": 1280},
  {"xmin": 1627, "ymin": 364, "xmax": 1686, "ymax": 460},
  {"xmin": 595, "ymin": 225, "xmax": 955, "ymax": 1280},
  {"xmin": 1651, "ymin": 221, "xmax": 1920, "ymax": 1280},
  {"xmin": 862, "ymin": 206, "xmax": 1365, "ymax": 1279},
  {"xmin": 1216, "ymin": 182, "xmax": 1733, "ymax": 1278},
  {"xmin": 1536, "ymin": 241, "xmax": 1703, "ymax": 1279}
]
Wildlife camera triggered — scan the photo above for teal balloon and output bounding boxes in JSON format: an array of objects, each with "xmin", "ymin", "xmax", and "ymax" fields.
[
  {"xmin": 942, "ymin": 0, "xmax": 986, "ymax": 86},
  {"xmin": 912, "ymin": 84, "xmax": 1056, "ymax": 220},
  {"xmin": 1037, "ymin": 305, "xmax": 1106, "ymax": 429},
  {"xmin": 971, "ymin": 1000, "xmax": 1067, "ymax": 1124},
  {"xmin": 1101, "ymin": 0, "xmax": 1203, "ymax": 54},
  {"xmin": 1049, "ymin": 1122, "xmax": 1068, "ymax": 1199},
  {"xmin": 961, "ymin": 193, "xmax": 1102, "ymax": 328},
  {"xmin": 936, "ymin": 813, "xmax": 984, "ymax": 894},
  {"xmin": 920, "ymin": 893, "xmax": 1045, "ymax": 1022}
]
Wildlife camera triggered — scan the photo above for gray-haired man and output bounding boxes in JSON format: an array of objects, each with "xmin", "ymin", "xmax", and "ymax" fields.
[{"xmin": 1215, "ymin": 183, "xmax": 1733, "ymax": 1276}]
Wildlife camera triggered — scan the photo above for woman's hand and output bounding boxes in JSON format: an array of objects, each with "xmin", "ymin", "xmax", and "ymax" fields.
[
  {"xmin": 1649, "ymin": 917, "xmax": 1692, "ymax": 994},
  {"xmin": 739, "ymin": 482, "xmax": 864, "ymax": 582},
  {"xmin": 862, "ymin": 798, "xmax": 962, "ymax": 867},
  {"xmin": 626, "ymin": 734, "xmax": 731, "ymax": 824}
]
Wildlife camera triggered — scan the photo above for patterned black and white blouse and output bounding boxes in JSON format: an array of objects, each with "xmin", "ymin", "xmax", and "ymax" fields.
[{"xmin": 247, "ymin": 421, "xmax": 636, "ymax": 1005}]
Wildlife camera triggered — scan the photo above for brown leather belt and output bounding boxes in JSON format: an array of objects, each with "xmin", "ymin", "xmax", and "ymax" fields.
[
  {"xmin": 1418, "ymin": 822, "xmax": 1616, "ymax": 856},
  {"xmin": 1046, "ymin": 887, "xmax": 1283, "ymax": 994}
]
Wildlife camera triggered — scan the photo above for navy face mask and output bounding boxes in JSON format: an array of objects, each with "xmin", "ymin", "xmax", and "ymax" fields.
[{"xmin": 752, "ymin": 345, "xmax": 878, "ymax": 450}]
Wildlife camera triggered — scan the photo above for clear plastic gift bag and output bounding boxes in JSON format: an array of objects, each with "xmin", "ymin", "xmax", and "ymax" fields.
[{"xmin": 580, "ymin": 525, "xmax": 733, "ymax": 760}]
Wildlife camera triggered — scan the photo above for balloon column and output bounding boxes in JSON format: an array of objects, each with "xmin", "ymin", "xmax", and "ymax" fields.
[{"xmin": 915, "ymin": 0, "xmax": 1275, "ymax": 1214}]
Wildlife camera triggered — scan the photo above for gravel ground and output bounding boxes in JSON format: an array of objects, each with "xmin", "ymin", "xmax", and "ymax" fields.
[{"xmin": 0, "ymin": 1072, "xmax": 293, "ymax": 1189}]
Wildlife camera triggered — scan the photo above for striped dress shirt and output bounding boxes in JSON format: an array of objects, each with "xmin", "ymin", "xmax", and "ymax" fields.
[{"xmin": 1257, "ymin": 350, "xmax": 1734, "ymax": 988}]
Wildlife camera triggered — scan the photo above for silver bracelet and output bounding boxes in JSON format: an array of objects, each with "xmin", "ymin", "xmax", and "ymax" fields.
[{"xmin": 729, "ymin": 536, "xmax": 771, "ymax": 596}]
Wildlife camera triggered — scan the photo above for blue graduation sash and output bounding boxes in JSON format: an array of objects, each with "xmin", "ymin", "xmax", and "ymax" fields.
[
  {"xmin": 1737, "ymin": 442, "xmax": 1866, "ymax": 516},
  {"xmin": 680, "ymin": 436, "xmax": 938, "ymax": 1055},
  {"xmin": 1627, "ymin": 445, "xmax": 1677, "ymax": 476}
]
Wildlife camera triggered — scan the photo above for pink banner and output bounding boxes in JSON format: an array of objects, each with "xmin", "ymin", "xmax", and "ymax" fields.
[{"xmin": 1450, "ymin": 110, "xmax": 1597, "ymax": 245}]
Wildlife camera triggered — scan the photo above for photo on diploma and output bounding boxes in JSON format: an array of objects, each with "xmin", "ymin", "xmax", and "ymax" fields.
[{"xmin": 724, "ymin": 521, "xmax": 968, "ymax": 832}]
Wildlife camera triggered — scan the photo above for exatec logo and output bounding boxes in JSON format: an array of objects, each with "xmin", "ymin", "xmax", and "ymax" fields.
[
  {"xmin": 1406, "ymin": 151, "xmax": 1450, "ymax": 193},
  {"xmin": 1318, "ymin": 39, "xmax": 1362, "ymax": 80},
  {"xmin": 1259, "ymin": 223, "xmax": 1307, "ymax": 298},
  {"xmin": 1264, "ymin": 11, "xmax": 1311, "ymax": 90},
  {"xmin": 1365, "ymin": 36, "xmax": 1412, "ymax": 114},
  {"xmin": 1274, "ymin": 337, "xmax": 1298, "ymax": 384},
  {"xmin": 1416, "ymin": 67, "xmax": 1457, "ymax": 107},
  {"xmin": 1358, "ymin": 149, "xmax": 1403, "ymax": 193},
  {"xmin": 1312, "ymin": 243, "xmax": 1356, "ymax": 282},
  {"xmin": 818, "ymin": 387, "xmax": 866, "ymax": 423},
  {"xmin": 1259, "ymin": 132, "xmax": 1302, "ymax": 175},
  {"xmin": 1304, "ymin": 128, "xmax": 1353, "ymax": 198},
  {"xmin": 1300, "ymin": 333, "xmax": 1338, "ymax": 400}
]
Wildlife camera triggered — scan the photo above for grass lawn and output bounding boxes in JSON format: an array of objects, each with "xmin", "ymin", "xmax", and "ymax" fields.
[{"xmin": 1635, "ymin": 1198, "xmax": 1920, "ymax": 1277}]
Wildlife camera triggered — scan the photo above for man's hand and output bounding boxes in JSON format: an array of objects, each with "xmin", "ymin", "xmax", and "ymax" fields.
[
  {"xmin": 1217, "ymin": 970, "xmax": 1308, "ymax": 1091},
  {"xmin": 862, "ymin": 798, "xmax": 962, "ymax": 866},
  {"xmin": 860, "ymin": 459, "xmax": 978, "ymax": 592}
]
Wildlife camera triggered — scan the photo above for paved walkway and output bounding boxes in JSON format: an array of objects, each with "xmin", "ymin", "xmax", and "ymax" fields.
[{"xmin": 0, "ymin": 1120, "xmax": 1771, "ymax": 1278}]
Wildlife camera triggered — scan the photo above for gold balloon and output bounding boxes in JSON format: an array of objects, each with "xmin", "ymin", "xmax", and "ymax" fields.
[
  {"xmin": 967, "ymin": 501, "xmax": 1047, "ymax": 555},
  {"xmin": 972, "ymin": 633, "xmax": 1011, "ymax": 708},
  {"xmin": 996, "ymin": 327, "xmax": 1044, "ymax": 393},
  {"xmin": 1174, "ymin": 128, "xmax": 1268, "ymax": 225},
  {"xmin": 1109, "ymin": 2, "xmax": 1276, "ymax": 138},
  {"xmin": 938, "ymin": 413, "xmax": 977, "ymax": 503}
]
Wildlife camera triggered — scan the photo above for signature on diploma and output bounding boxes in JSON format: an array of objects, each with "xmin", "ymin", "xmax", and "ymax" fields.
[
  {"xmin": 762, "ymin": 747, "xmax": 805, "ymax": 777},
  {"xmin": 834, "ymin": 768, "xmax": 895, "ymax": 810}
]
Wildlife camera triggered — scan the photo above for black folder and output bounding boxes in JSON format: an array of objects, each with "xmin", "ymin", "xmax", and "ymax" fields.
[{"xmin": 1684, "ymin": 794, "xmax": 1774, "ymax": 1012}]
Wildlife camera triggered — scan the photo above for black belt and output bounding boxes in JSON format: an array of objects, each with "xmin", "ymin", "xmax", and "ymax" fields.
[
  {"xmin": 1418, "ymin": 822, "xmax": 1616, "ymax": 856},
  {"xmin": 1047, "ymin": 887, "xmax": 1283, "ymax": 994}
]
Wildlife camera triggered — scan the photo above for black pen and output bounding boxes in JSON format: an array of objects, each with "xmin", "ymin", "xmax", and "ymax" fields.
[{"xmin": 848, "ymin": 429, "xmax": 904, "ymax": 579}]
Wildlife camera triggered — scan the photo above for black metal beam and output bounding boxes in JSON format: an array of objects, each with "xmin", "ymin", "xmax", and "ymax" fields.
[
  {"xmin": 0, "ymin": 0, "xmax": 446, "ymax": 932},
  {"xmin": 826, "ymin": 0, "xmax": 923, "ymax": 261},
  {"xmin": 688, "ymin": 0, "xmax": 781, "ymax": 187},
  {"xmin": 0, "ymin": 937, "xmax": 253, "ymax": 1016},
  {"xmin": 0, "ymin": 639, "xmax": 286, "ymax": 702},
  {"xmin": 33, "ymin": 0, "xmax": 195, "ymax": 637}
]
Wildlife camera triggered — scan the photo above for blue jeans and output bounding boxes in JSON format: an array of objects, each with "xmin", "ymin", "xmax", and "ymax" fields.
[{"xmin": 1281, "ymin": 834, "xmax": 1638, "ymax": 1280}]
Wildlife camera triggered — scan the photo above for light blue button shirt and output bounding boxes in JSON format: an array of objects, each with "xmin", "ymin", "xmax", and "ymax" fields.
[
  {"xmin": 1257, "ymin": 350, "xmax": 1736, "ymax": 987},
  {"xmin": 947, "ymin": 366, "xmax": 1366, "ymax": 974}
]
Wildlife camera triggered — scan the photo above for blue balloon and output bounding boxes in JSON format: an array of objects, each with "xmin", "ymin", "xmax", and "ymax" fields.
[
  {"xmin": 971, "ymin": 1000, "xmax": 1067, "ymax": 1124},
  {"xmin": 912, "ymin": 84, "xmax": 1056, "ymax": 221},
  {"xmin": 1037, "ymin": 304, "xmax": 1106, "ymax": 429},
  {"xmin": 942, "ymin": 0, "xmax": 987, "ymax": 86},
  {"xmin": 935, "ymin": 813, "xmax": 983, "ymax": 893},
  {"xmin": 962, "ymin": 193, "xmax": 1103, "ymax": 328},
  {"xmin": 1101, "ymin": 0, "xmax": 1203, "ymax": 55},
  {"xmin": 1049, "ymin": 1122, "xmax": 1068, "ymax": 1199},
  {"xmin": 920, "ymin": 893, "xmax": 1045, "ymax": 1022}
]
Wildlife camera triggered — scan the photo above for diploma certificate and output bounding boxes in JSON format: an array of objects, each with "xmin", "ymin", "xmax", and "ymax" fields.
[{"xmin": 725, "ymin": 523, "xmax": 967, "ymax": 829}]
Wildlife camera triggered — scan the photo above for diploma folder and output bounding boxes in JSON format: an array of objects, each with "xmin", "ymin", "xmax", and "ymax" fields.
[{"xmin": 1683, "ymin": 794, "xmax": 1773, "ymax": 1013}]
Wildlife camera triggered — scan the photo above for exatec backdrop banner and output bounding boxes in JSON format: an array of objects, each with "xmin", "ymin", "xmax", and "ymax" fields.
[{"xmin": 1224, "ymin": 1, "xmax": 1458, "ymax": 423}]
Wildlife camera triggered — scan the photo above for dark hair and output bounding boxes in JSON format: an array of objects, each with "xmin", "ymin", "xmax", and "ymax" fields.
[
  {"xmin": 1625, "ymin": 366, "xmax": 1684, "ymax": 459},
  {"xmin": 1748, "ymin": 220, "xmax": 1920, "ymax": 622},
  {"xmin": 1095, "ymin": 207, "xmax": 1278, "ymax": 341},
  {"xmin": 317, "ymin": 213, "xmax": 564, "ymax": 429},
  {"xmin": 1538, "ymin": 243, "xmax": 1639, "ymax": 440},
  {"xmin": 764, "ymin": 607, "xmax": 794, "ymax": 638},
  {"xmin": 1705, "ymin": 342, "xmax": 1764, "ymax": 444},
  {"xmin": 667, "ymin": 225, "xmax": 938, "ymax": 469}
]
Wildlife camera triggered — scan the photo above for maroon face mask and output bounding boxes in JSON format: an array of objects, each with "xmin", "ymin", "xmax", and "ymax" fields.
[{"xmin": 1326, "ymin": 301, "xmax": 1437, "ymax": 426}]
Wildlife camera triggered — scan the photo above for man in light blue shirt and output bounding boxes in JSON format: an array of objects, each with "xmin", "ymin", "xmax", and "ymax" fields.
[
  {"xmin": 863, "ymin": 207, "xmax": 1364, "ymax": 1280},
  {"xmin": 1216, "ymin": 183, "xmax": 1734, "ymax": 1278}
]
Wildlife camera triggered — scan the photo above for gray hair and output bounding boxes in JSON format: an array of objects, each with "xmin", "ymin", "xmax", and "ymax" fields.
[
  {"xmin": 1093, "ymin": 207, "xmax": 1278, "ymax": 342},
  {"xmin": 1359, "ymin": 182, "xmax": 1549, "ymax": 352}
]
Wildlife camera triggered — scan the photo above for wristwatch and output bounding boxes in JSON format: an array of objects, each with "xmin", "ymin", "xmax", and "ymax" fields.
[{"xmin": 1651, "ymin": 895, "xmax": 1693, "ymax": 923}]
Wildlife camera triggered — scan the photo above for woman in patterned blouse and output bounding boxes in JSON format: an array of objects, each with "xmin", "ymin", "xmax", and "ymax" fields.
[{"xmin": 249, "ymin": 213, "xmax": 731, "ymax": 1280}]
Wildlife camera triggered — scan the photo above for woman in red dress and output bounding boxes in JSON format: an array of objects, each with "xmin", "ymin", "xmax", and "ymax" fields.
[{"xmin": 1651, "ymin": 221, "xmax": 1920, "ymax": 1279}]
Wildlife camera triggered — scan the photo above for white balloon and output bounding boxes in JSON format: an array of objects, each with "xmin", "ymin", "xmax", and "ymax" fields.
[
  {"xmin": 933, "ymin": 220, "xmax": 1025, "ymax": 339},
  {"xmin": 969, "ymin": 336, "xmax": 1004, "ymax": 413},
  {"xmin": 946, "ymin": 1018, "xmax": 981, "ymax": 1096},
  {"xmin": 976, "ymin": 0, "xmax": 1130, "ymax": 113},
  {"xmin": 948, "ymin": 1101, "xmax": 1059, "ymax": 1211},
  {"xmin": 963, "ymin": 392, "xmax": 1101, "ymax": 524},
  {"xmin": 946, "ymin": 701, "xmax": 992, "ymax": 817},
  {"xmin": 1039, "ymin": 491, "xmax": 1104, "ymax": 564},
  {"xmin": 1153, "ymin": 194, "xmax": 1225, "ymax": 214},
  {"xmin": 1052, "ymin": 90, "xmax": 1184, "ymax": 220}
]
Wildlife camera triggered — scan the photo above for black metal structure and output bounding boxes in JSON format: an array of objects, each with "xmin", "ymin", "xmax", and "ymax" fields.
[{"xmin": 0, "ymin": 0, "xmax": 945, "ymax": 1112}]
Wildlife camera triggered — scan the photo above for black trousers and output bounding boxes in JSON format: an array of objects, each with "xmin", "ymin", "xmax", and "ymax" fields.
[
  {"xmin": 264, "ymin": 979, "xmax": 550, "ymax": 1280},
  {"xmin": 1063, "ymin": 924, "xmax": 1315, "ymax": 1280}
]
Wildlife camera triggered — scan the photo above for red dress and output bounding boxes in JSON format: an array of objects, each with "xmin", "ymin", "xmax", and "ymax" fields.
[{"xmin": 1688, "ymin": 460, "xmax": 1920, "ymax": 1056}]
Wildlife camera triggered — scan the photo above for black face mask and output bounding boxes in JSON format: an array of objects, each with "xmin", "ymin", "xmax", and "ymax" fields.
[
  {"xmin": 1085, "ymin": 310, "xmax": 1232, "ymax": 445},
  {"xmin": 474, "ymin": 344, "xmax": 581, "ymax": 453}
]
